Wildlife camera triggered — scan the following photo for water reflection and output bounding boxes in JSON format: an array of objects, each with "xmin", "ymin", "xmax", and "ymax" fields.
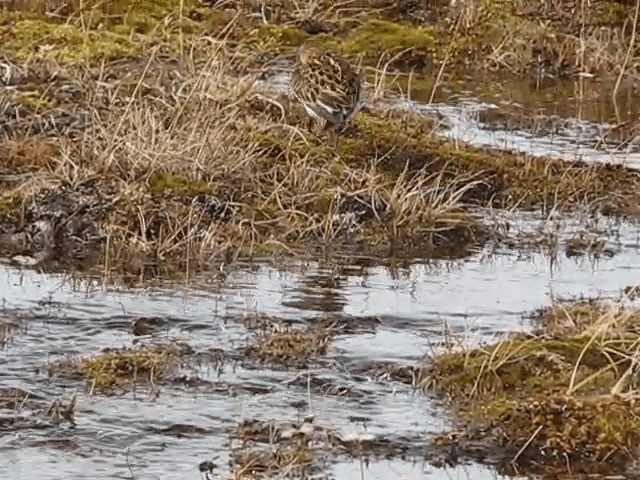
[
  {"xmin": 411, "ymin": 100, "xmax": 640, "ymax": 168},
  {"xmin": 415, "ymin": 73, "xmax": 640, "ymax": 125},
  {"xmin": 280, "ymin": 267, "xmax": 348, "ymax": 312}
]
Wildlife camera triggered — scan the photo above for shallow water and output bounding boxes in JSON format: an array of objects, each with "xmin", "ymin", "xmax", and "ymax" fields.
[
  {"xmin": 412, "ymin": 100, "xmax": 640, "ymax": 168},
  {"xmin": 405, "ymin": 73, "xmax": 640, "ymax": 125},
  {"xmin": 1, "ymin": 214, "xmax": 639, "ymax": 480}
]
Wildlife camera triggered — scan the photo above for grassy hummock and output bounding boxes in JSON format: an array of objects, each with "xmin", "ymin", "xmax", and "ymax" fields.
[
  {"xmin": 245, "ymin": 324, "xmax": 333, "ymax": 368},
  {"xmin": 48, "ymin": 343, "xmax": 183, "ymax": 394},
  {"xmin": 420, "ymin": 294, "xmax": 640, "ymax": 473}
]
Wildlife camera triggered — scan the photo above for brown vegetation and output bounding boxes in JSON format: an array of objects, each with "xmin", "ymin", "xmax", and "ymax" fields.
[
  {"xmin": 245, "ymin": 323, "xmax": 333, "ymax": 368},
  {"xmin": 0, "ymin": 0, "xmax": 637, "ymax": 279},
  {"xmin": 47, "ymin": 342, "xmax": 185, "ymax": 394},
  {"xmin": 0, "ymin": 387, "xmax": 76, "ymax": 433}
]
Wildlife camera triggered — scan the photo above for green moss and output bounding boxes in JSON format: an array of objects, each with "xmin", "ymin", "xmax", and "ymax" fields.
[
  {"xmin": 246, "ymin": 24, "xmax": 308, "ymax": 52},
  {"xmin": 250, "ymin": 131, "xmax": 334, "ymax": 167},
  {"xmin": 594, "ymin": 1, "xmax": 633, "ymax": 26},
  {"xmin": 0, "ymin": 1, "xmax": 226, "ymax": 63},
  {"xmin": 0, "ymin": 191, "xmax": 24, "ymax": 214},
  {"xmin": 109, "ymin": 3, "xmax": 210, "ymax": 35},
  {"xmin": 312, "ymin": 192, "xmax": 334, "ymax": 215},
  {"xmin": 110, "ymin": 12, "xmax": 159, "ymax": 34},
  {"xmin": 428, "ymin": 333, "xmax": 616, "ymax": 405},
  {"xmin": 107, "ymin": 0, "xmax": 201, "ymax": 17},
  {"xmin": 49, "ymin": 343, "xmax": 182, "ymax": 393},
  {"xmin": 14, "ymin": 91, "xmax": 58, "ymax": 112},
  {"xmin": 331, "ymin": 18, "xmax": 437, "ymax": 57},
  {"xmin": 148, "ymin": 172, "xmax": 215, "ymax": 197},
  {"xmin": 0, "ymin": 16, "xmax": 136, "ymax": 63},
  {"xmin": 423, "ymin": 299, "xmax": 640, "ymax": 468}
]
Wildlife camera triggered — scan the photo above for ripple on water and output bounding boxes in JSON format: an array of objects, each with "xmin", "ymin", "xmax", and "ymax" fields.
[{"xmin": 1, "ymin": 215, "xmax": 639, "ymax": 480}]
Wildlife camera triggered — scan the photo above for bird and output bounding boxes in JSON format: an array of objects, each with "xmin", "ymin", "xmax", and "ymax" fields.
[{"xmin": 288, "ymin": 43, "xmax": 362, "ymax": 135}]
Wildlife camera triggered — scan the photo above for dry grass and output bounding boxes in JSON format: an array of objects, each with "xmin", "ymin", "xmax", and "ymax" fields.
[
  {"xmin": 0, "ymin": 387, "xmax": 46, "ymax": 409},
  {"xmin": 245, "ymin": 323, "xmax": 333, "ymax": 367},
  {"xmin": 0, "ymin": 38, "xmax": 487, "ymax": 278},
  {"xmin": 47, "ymin": 342, "xmax": 183, "ymax": 394},
  {"xmin": 232, "ymin": 444, "xmax": 318, "ymax": 479},
  {"xmin": 237, "ymin": 0, "xmax": 640, "ymax": 80},
  {"xmin": 2, "ymin": 0, "xmax": 637, "ymax": 76},
  {"xmin": 232, "ymin": 418, "xmax": 333, "ymax": 479},
  {"xmin": 230, "ymin": 416, "xmax": 426, "ymax": 476},
  {"xmin": 420, "ymin": 293, "xmax": 640, "ymax": 469},
  {"xmin": 0, "ymin": 320, "xmax": 19, "ymax": 347},
  {"xmin": 0, "ymin": 387, "xmax": 76, "ymax": 435}
]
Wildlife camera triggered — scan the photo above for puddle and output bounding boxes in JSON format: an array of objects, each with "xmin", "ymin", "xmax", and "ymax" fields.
[
  {"xmin": 405, "ymin": 73, "xmax": 640, "ymax": 125},
  {"xmin": 411, "ymin": 100, "xmax": 640, "ymax": 168},
  {"xmin": 1, "ymin": 213, "xmax": 639, "ymax": 479}
]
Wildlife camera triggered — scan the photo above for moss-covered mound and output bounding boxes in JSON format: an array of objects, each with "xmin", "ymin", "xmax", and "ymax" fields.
[
  {"xmin": 48, "ymin": 343, "xmax": 183, "ymax": 394},
  {"xmin": 245, "ymin": 324, "xmax": 333, "ymax": 368},
  {"xmin": 3, "ymin": 0, "xmax": 637, "ymax": 74},
  {"xmin": 421, "ymin": 295, "xmax": 640, "ymax": 472},
  {"xmin": 240, "ymin": 0, "xmax": 638, "ymax": 77}
]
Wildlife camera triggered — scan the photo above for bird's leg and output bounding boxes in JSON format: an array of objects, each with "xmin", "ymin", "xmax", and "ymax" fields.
[
  {"xmin": 331, "ymin": 121, "xmax": 343, "ymax": 150},
  {"xmin": 306, "ymin": 116, "xmax": 315, "ymax": 133},
  {"xmin": 314, "ymin": 118, "xmax": 328, "ymax": 134}
]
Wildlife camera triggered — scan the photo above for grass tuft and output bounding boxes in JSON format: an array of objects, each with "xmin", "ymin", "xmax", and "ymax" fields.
[{"xmin": 421, "ymin": 294, "xmax": 640, "ymax": 470}]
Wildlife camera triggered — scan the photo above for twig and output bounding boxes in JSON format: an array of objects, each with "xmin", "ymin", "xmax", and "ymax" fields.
[{"xmin": 511, "ymin": 425, "xmax": 543, "ymax": 465}]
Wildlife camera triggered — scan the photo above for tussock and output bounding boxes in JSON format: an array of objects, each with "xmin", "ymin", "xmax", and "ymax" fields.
[{"xmin": 421, "ymin": 294, "xmax": 640, "ymax": 471}]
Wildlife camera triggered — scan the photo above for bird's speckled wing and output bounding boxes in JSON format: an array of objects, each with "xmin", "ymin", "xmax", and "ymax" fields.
[
  {"xmin": 289, "ymin": 49, "xmax": 362, "ymax": 128},
  {"xmin": 315, "ymin": 52, "xmax": 361, "ymax": 122}
]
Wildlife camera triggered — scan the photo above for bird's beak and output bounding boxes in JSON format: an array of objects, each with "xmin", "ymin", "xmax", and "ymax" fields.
[{"xmin": 281, "ymin": 50, "xmax": 298, "ymax": 61}]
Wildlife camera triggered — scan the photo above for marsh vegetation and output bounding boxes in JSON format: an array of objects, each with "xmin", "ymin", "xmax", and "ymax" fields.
[{"xmin": 2, "ymin": 0, "xmax": 640, "ymax": 479}]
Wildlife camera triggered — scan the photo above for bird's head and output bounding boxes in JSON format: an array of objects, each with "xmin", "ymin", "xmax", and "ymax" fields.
[{"xmin": 298, "ymin": 44, "xmax": 324, "ymax": 65}]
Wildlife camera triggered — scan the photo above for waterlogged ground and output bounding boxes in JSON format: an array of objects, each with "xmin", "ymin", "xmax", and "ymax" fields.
[
  {"xmin": 3, "ymin": 3, "xmax": 640, "ymax": 274},
  {"xmin": 2, "ymin": 2, "xmax": 640, "ymax": 478},
  {"xmin": 446, "ymin": 75, "xmax": 640, "ymax": 164},
  {"xmin": 1, "ymin": 213, "xmax": 639, "ymax": 480}
]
